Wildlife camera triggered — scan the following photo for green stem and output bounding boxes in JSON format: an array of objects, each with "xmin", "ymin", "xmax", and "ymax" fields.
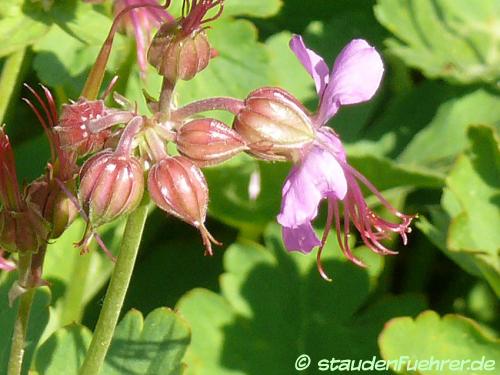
[
  {"xmin": 79, "ymin": 199, "xmax": 149, "ymax": 375},
  {"xmin": 7, "ymin": 253, "xmax": 34, "ymax": 375},
  {"xmin": 0, "ymin": 48, "xmax": 27, "ymax": 124}
]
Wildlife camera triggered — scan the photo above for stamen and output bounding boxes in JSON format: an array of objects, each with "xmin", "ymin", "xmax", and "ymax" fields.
[{"xmin": 316, "ymin": 244, "xmax": 332, "ymax": 282}]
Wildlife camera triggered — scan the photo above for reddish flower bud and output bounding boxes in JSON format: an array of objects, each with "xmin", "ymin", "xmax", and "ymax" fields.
[
  {"xmin": 27, "ymin": 177, "xmax": 79, "ymax": 239},
  {"xmin": 57, "ymin": 99, "xmax": 111, "ymax": 156},
  {"xmin": 148, "ymin": 0, "xmax": 223, "ymax": 82},
  {"xmin": 0, "ymin": 127, "xmax": 50, "ymax": 252},
  {"xmin": 148, "ymin": 156, "xmax": 219, "ymax": 254},
  {"xmin": 148, "ymin": 23, "xmax": 211, "ymax": 82},
  {"xmin": 0, "ymin": 127, "xmax": 23, "ymax": 211},
  {"xmin": 176, "ymin": 118, "xmax": 247, "ymax": 166},
  {"xmin": 79, "ymin": 150, "xmax": 145, "ymax": 226},
  {"xmin": 0, "ymin": 209, "xmax": 50, "ymax": 253},
  {"xmin": 233, "ymin": 87, "xmax": 316, "ymax": 161}
]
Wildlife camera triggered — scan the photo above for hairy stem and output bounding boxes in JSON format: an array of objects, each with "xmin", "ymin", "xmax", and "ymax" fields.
[
  {"xmin": 7, "ymin": 253, "xmax": 34, "ymax": 375},
  {"xmin": 159, "ymin": 78, "xmax": 176, "ymax": 114},
  {"xmin": 0, "ymin": 48, "xmax": 27, "ymax": 124},
  {"xmin": 78, "ymin": 198, "xmax": 149, "ymax": 375},
  {"xmin": 171, "ymin": 97, "xmax": 244, "ymax": 120}
]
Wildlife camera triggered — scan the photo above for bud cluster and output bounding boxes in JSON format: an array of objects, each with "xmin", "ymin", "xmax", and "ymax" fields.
[
  {"xmin": 148, "ymin": 0, "xmax": 222, "ymax": 82},
  {"xmin": 1, "ymin": 0, "xmax": 415, "ymax": 293}
]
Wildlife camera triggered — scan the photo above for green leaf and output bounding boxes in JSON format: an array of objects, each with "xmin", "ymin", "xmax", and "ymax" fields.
[
  {"xmin": 445, "ymin": 125, "xmax": 500, "ymax": 294},
  {"xmin": 347, "ymin": 153, "xmax": 445, "ymax": 191},
  {"xmin": 418, "ymin": 125, "xmax": 500, "ymax": 295},
  {"xmin": 34, "ymin": 324, "xmax": 92, "ymax": 375},
  {"xmin": 379, "ymin": 310, "xmax": 500, "ymax": 374},
  {"xmin": 34, "ymin": 308, "xmax": 190, "ymax": 375},
  {"xmin": 102, "ymin": 308, "xmax": 190, "ymax": 375},
  {"xmin": 399, "ymin": 89, "xmax": 500, "ymax": 168},
  {"xmin": 416, "ymin": 211, "xmax": 484, "ymax": 279},
  {"xmin": 204, "ymin": 157, "xmax": 288, "ymax": 231},
  {"xmin": 222, "ymin": 0, "xmax": 282, "ymax": 18},
  {"xmin": 375, "ymin": 0, "xmax": 500, "ymax": 84},
  {"xmin": 177, "ymin": 226, "xmax": 426, "ymax": 374},
  {"xmin": 0, "ymin": 0, "xmax": 50, "ymax": 57},
  {"xmin": 0, "ymin": 272, "xmax": 51, "ymax": 375},
  {"xmin": 361, "ymin": 81, "xmax": 463, "ymax": 158}
]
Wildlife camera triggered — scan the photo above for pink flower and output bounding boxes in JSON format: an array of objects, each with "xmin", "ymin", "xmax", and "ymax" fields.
[
  {"xmin": 114, "ymin": 0, "xmax": 174, "ymax": 76},
  {"xmin": 278, "ymin": 35, "xmax": 415, "ymax": 278}
]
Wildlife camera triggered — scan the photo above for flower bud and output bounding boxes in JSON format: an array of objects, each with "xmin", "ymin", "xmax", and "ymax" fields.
[
  {"xmin": 233, "ymin": 87, "xmax": 316, "ymax": 161},
  {"xmin": 148, "ymin": 156, "xmax": 219, "ymax": 254},
  {"xmin": 0, "ymin": 209, "xmax": 49, "ymax": 253},
  {"xmin": 148, "ymin": 23, "xmax": 211, "ymax": 82},
  {"xmin": 27, "ymin": 177, "xmax": 79, "ymax": 239},
  {"xmin": 57, "ymin": 99, "xmax": 111, "ymax": 156},
  {"xmin": 176, "ymin": 118, "xmax": 247, "ymax": 166},
  {"xmin": 79, "ymin": 150, "xmax": 145, "ymax": 226}
]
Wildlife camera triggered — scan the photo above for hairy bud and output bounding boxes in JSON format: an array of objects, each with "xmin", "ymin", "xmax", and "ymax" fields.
[
  {"xmin": 79, "ymin": 150, "xmax": 145, "ymax": 226},
  {"xmin": 0, "ymin": 209, "xmax": 49, "ymax": 253},
  {"xmin": 176, "ymin": 118, "xmax": 247, "ymax": 166},
  {"xmin": 233, "ymin": 87, "xmax": 315, "ymax": 161},
  {"xmin": 27, "ymin": 178, "xmax": 79, "ymax": 239},
  {"xmin": 57, "ymin": 99, "xmax": 111, "ymax": 156},
  {"xmin": 148, "ymin": 23, "xmax": 211, "ymax": 82},
  {"xmin": 148, "ymin": 156, "xmax": 219, "ymax": 254}
]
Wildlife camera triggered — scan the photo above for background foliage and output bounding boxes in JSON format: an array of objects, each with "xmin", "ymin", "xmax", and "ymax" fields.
[{"xmin": 0, "ymin": 0, "xmax": 498, "ymax": 374}]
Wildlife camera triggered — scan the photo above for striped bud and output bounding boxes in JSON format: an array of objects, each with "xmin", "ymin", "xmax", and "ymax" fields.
[
  {"xmin": 79, "ymin": 150, "xmax": 145, "ymax": 226},
  {"xmin": 148, "ymin": 23, "xmax": 211, "ymax": 82},
  {"xmin": 148, "ymin": 156, "xmax": 219, "ymax": 254},
  {"xmin": 0, "ymin": 209, "xmax": 49, "ymax": 253},
  {"xmin": 27, "ymin": 178, "xmax": 79, "ymax": 239},
  {"xmin": 176, "ymin": 118, "xmax": 247, "ymax": 167},
  {"xmin": 233, "ymin": 87, "xmax": 315, "ymax": 162}
]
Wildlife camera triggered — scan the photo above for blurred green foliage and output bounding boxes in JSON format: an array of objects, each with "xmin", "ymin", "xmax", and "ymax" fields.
[{"xmin": 0, "ymin": 0, "xmax": 498, "ymax": 374}]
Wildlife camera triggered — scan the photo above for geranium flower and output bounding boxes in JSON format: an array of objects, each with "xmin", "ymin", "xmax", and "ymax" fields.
[
  {"xmin": 277, "ymin": 35, "xmax": 415, "ymax": 279},
  {"xmin": 114, "ymin": 0, "xmax": 174, "ymax": 76}
]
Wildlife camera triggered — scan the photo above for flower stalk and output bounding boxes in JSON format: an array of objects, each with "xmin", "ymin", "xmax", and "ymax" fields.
[
  {"xmin": 78, "ymin": 196, "xmax": 149, "ymax": 375},
  {"xmin": 171, "ymin": 97, "xmax": 245, "ymax": 120},
  {"xmin": 7, "ymin": 253, "xmax": 35, "ymax": 375}
]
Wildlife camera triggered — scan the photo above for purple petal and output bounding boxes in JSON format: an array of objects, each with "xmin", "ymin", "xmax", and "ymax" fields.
[
  {"xmin": 282, "ymin": 223, "xmax": 321, "ymax": 253},
  {"xmin": 289, "ymin": 35, "xmax": 330, "ymax": 96},
  {"xmin": 277, "ymin": 145, "xmax": 347, "ymax": 228},
  {"xmin": 318, "ymin": 39, "xmax": 384, "ymax": 125}
]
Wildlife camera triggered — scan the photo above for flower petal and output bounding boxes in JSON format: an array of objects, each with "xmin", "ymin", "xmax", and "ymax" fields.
[
  {"xmin": 318, "ymin": 39, "xmax": 384, "ymax": 125},
  {"xmin": 289, "ymin": 34, "xmax": 330, "ymax": 96},
  {"xmin": 277, "ymin": 145, "xmax": 347, "ymax": 228},
  {"xmin": 282, "ymin": 223, "xmax": 321, "ymax": 253}
]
